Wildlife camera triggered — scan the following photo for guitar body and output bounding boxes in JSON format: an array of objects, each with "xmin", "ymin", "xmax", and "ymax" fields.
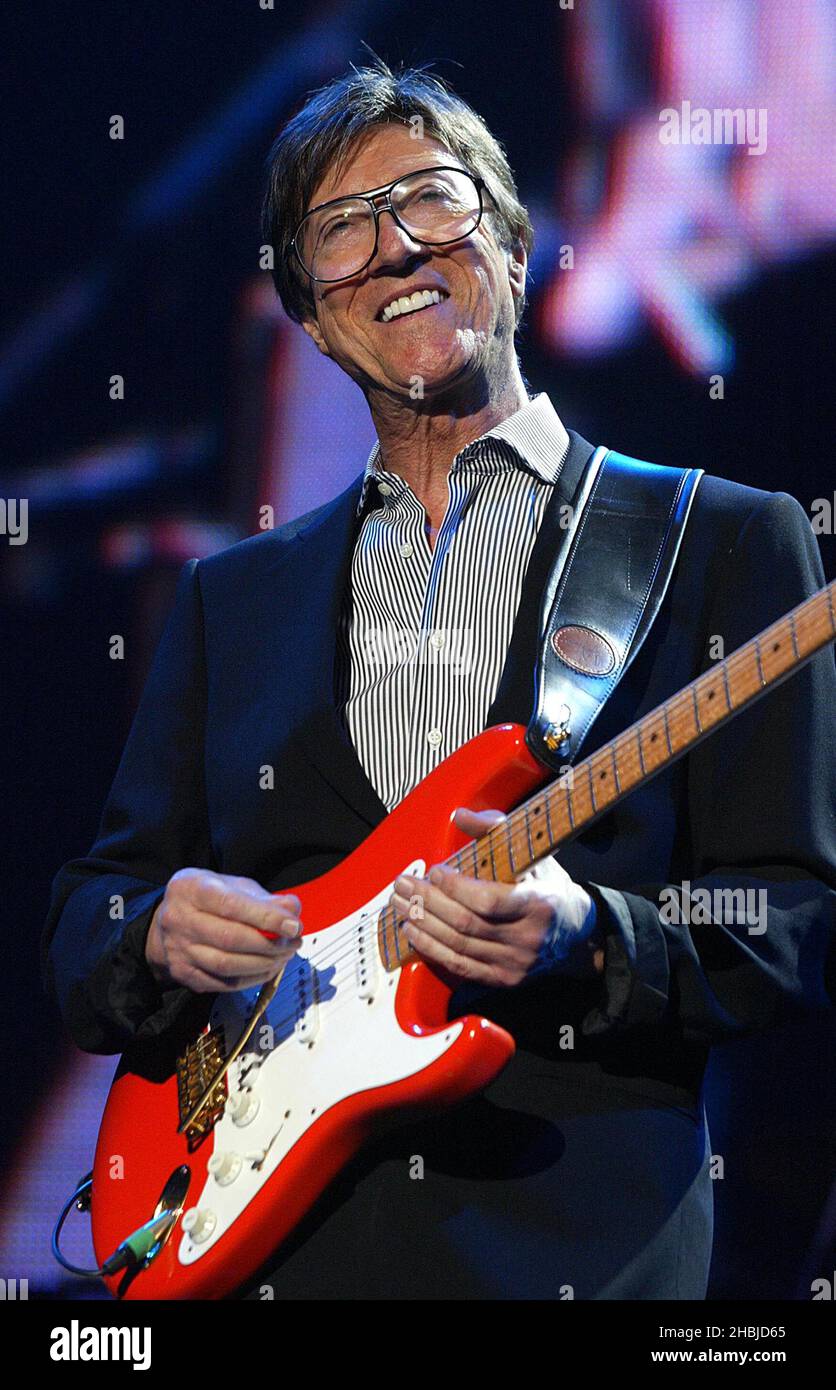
[{"xmin": 91, "ymin": 723, "xmax": 547, "ymax": 1299}]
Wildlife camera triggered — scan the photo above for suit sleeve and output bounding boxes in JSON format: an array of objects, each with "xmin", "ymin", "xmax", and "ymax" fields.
[
  {"xmin": 41, "ymin": 559, "xmax": 215, "ymax": 1054},
  {"xmin": 580, "ymin": 491, "xmax": 836, "ymax": 1044}
]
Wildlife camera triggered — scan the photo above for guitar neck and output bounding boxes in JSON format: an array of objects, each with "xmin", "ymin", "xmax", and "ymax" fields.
[{"xmin": 449, "ymin": 576, "xmax": 836, "ymax": 883}]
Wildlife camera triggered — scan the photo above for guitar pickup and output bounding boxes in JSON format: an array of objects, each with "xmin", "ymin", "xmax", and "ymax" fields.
[
  {"xmin": 355, "ymin": 913, "xmax": 377, "ymax": 1001},
  {"xmin": 293, "ymin": 961, "xmax": 320, "ymax": 1046}
]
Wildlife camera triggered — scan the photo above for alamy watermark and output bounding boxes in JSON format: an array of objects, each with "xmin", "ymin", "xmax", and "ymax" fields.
[
  {"xmin": 659, "ymin": 101, "xmax": 767, "ymax": 157},
  {"xmin": 360, "ymin": 625, "xmax": 475, "ymax": 674},
  {"xmin": 0, "ymin": 498, "xmax": 28, "ymax": 545},
  {"xmin": 659, "ymin": 881, "xmax": 767, "ymax": 935}
]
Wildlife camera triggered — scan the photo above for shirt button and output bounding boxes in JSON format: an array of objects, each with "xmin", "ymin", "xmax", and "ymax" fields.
[
  {"xmin": 427, "ymin": 728, "xmax": 443, "ymax": 748},
  {"xmin": 429, "ymin": 630, "xmax": 445, "ymax": 650},
  {"xmin": 399, "ymin": 542, "xmax": 414, "ymax": 558},
  {"xmin": 378, "ymin": 481, "xmax": 393, "ymax": 496}
]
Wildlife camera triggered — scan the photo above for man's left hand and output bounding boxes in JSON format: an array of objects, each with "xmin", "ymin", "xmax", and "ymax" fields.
[{"xmin": 390, "ymin": 806, "xmax": 604, "ymax": 989}]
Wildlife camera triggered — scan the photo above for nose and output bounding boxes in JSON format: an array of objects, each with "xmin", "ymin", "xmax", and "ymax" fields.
[{"xmin": 372, "ymin": 205, "xmax": 425, "ymax": 270}]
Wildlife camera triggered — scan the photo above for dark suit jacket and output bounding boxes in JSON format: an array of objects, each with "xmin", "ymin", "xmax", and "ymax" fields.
[{"xmin": 42, "ymin": 430, "xmax": 836, "ymax": 1299}]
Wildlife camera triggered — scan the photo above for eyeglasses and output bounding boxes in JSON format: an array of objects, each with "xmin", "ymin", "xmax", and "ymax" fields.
[{"xmin": 290, "ymin": 166, "xmax": 489, "ymax": 284}]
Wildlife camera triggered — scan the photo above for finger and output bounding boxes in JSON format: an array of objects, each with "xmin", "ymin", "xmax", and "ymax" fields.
[
  {"xmin": 192, "ymin": 878, "xmax": 303, "ymax": 936},
  {"xmin": 175, "ymin": 907, "xmax": 303, "ymax": 958},
  {"xmin": 187, "ymin": 939, "xmax": 299, "ymax": 984},
  {"xmin": 392, "ymin": 892, "xmax": 511, "ymax": 966},
  {"xmin": 175, "ymin": 963, "xmax": 243, "ymax": 995},
  {"xmin": 396, "ymin": 867, "xmax": 532, "ymax": 929},
  {"xmin": 391, "ymin": 885, "xmax": 508, "ymax": 951},
  {"xmin": 402, "ymin": 914, "xmax": 506, "ymax": 986},
  {"xmin": 452, "ymin": 806, "xmax": 508, "ymax": 836},
  {"xmin": 183, "ymin": 964, "xmax": 278, "ymax": 995},
  {"xmin": 226, "ymin": 878, "xmax": 303, "ymax": 918}
]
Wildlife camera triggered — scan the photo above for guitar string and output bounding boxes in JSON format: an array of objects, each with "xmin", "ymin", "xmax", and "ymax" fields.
[{"xmin": 223, "ymin": 600, "xmax": 833, "ymax": 1044}]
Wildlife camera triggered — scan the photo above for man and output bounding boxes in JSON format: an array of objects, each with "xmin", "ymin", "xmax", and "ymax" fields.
[{"xmin": 43, "ymin": 62, "xmax": 836, "ymax": 1300}]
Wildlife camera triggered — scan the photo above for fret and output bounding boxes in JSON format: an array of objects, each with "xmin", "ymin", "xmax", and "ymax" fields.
[
  {"xmin": 662, "ymin": 706, "xmax": 673, "ymax": 756},
  {"xmin": 763, "ymin": 627, "xmax": 790, "ymax": 681},
  {"xmin": 593, "ymin": 754, "xmax": 615, "ymax": 805},
  {"xmin": 635, "ymin": 726, "xmax": 646, "ymax": 775},
  {"xmin": 505, "ymin": 818, "xmax": 517, "ymax": 875},
  {"xmin": 564, "ymin": 781, "xmax": 576, "ymax": 831},
  {"xmin": 544, "ymin": 793, "xmax": 554, "ymax": 850},
  {"xmin": 392, "ymin": 911, "xmax": 403, "ymax": 963},
  {"xmin": 826, "ymin": 586, "xmax": 836, "ymax": 634},
  {"xmin": 611, "ymin": 744, "xmax": 622, "ymax": 794},
  {"xmin": 530, "ymin": 802, "xmax": 548, "ymax": 857},
  {"xmin": 488, "ymin": 832, "xmax": 496, "ymax": 880},
  {"xmin": 720, "ymin": 659, "xmax": 732, "ymax": 711},
  {"xmin": 587, "ymin": 760, "xmax": 597, "ymax": 813},
  {"xmin": 728, "ymin": 649, "xmax": 755, "ymax": 706},
  {"xmin": 524, "ymin": 807, "xmax": 534, "ymax": 861},
  {"xmin": 697, "ymin": 674, "xmax": 719, "ymax": 723},
  {"xmin": 795, "ymin": 600, "xmax": 822, "ymax": 650},
  {"xmin": 754, "ymin": 637, "xmax": 766, "ymax": 687},
  {"xmin": 691, "ymin": 686, "xmax": 703, "ymax": 733},
  {"xmin": 641, "ymin": 717, "xmax": 664, "ymax": 769},
  {"xmin": 788, "ymin": 612, "xmax": 800, "ymax": 661}
]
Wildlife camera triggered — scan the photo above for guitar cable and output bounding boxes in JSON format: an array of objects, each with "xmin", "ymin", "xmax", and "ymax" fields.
[{"xmin": 52, "ymin": 1172, "xmax": 179, "ymax": 1278}]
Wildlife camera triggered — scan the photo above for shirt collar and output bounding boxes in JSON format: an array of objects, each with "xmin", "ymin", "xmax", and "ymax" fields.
[{"xmin": 355, "ymin": 392, "xmax": 571, "ymax": 517}]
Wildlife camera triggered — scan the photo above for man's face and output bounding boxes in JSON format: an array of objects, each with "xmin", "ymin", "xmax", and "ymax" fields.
[{"xmin": 299, "ymin": 124, "xmax": 526, "ymax": 400}]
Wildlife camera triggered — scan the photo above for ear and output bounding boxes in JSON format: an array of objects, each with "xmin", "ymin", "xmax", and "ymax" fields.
[
  {"xmin": 506, "ymin": 235, "xmax": 528, "ymax": 308},
  {"xmin": 301, "ymin": 314, "xmax": 331, "ymax": 358}
]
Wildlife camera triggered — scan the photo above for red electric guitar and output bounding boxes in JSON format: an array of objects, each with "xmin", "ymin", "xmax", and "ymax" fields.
[{"xmin": 88, "ymin": 578, "xmax": 836, "ymax": 1298}]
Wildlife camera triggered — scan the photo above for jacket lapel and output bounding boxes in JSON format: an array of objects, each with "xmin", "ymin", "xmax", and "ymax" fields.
[
  {"xmin": 281, "ymin": 477, "xmax": 390, "ymax": 831},
  {"xmin": 486, "ymin": 429, "xmax": 596, "ymax": 726}
]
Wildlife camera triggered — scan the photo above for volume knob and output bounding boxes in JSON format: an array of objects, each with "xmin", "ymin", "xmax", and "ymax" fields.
[
  {"xmin": 227, "ymin": 1090, "xmax": 260, "ymax": 1127},
  {"xmin": 207, "ymin": 1151, "xmax": 243, "ymax": 1186},
  {"xmin": 181, "ymin": 1207, "xmax": 217, "ymax": 1244}
]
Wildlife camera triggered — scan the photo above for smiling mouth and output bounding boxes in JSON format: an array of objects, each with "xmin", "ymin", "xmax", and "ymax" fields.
[{"xmin": 378, "ymin": 289, "xmax": 448, "ymax": 323}]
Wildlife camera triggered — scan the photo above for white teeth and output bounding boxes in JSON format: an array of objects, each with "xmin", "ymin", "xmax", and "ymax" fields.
[{"xmin": 380, "ymin": 289, "xmax": 444, "ymax": 322}]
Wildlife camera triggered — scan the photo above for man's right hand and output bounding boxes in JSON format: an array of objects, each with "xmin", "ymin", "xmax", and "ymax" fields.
[{"xmin": 144, "ymin": 868, "xmax": 303, "ymax": 993}]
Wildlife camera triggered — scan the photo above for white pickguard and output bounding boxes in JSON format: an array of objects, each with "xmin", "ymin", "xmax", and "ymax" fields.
[{"xmin": 178, "ymin": 861, "xmax": 463, "ymax": 1265}]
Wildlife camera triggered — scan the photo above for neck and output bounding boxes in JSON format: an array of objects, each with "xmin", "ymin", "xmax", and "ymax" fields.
[{"xmin": 366, "ymin": 362, "xmax": 529, "ymax": 529}]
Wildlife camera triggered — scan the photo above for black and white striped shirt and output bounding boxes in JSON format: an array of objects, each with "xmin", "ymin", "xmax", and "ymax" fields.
[{"xmin": 336, "ymin": 392, "xmax": 571, "ymax": 814}]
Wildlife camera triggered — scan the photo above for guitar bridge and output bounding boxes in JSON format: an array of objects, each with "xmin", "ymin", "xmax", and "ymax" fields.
[{"xmin": 176, "ymin": 1027, "xmax": 228, "ymax": 1150}]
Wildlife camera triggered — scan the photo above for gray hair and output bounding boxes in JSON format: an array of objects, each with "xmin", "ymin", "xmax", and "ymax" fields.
[{"xmin": 261, "ymin": 59, "xmax": 534, "ymax": 328}]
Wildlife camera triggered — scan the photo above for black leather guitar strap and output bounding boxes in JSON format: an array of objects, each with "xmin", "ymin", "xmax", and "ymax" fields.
[{"xmin": 526, "ymin": 448, "xmax": 703, "ymax": 771}]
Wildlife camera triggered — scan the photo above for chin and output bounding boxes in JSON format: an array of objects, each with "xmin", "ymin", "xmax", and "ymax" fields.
[{"xmin": 392, "ymin": 347, "xmax": 473, "ymax": 394}]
